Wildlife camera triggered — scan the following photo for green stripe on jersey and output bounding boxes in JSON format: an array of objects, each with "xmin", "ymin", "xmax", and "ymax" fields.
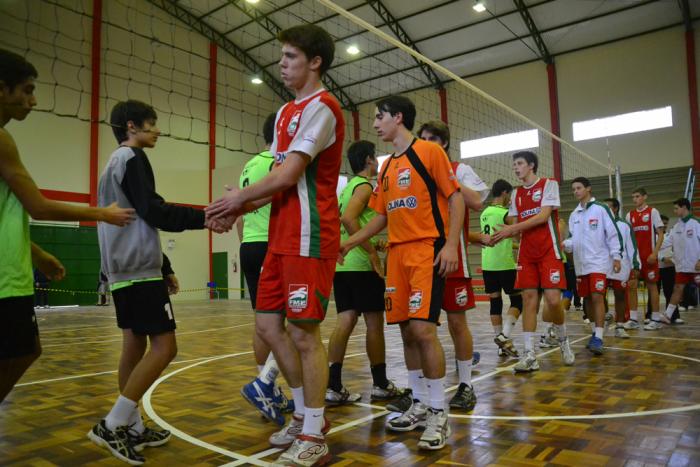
[{"xmin": 239, "ymin": 151, "xmax": 274, "ymax": 243}]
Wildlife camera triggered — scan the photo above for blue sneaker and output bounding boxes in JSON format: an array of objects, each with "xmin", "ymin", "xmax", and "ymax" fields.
[
  {"xmin": 273, "ymin": 385, "xmax": 295, "ymax": 414},
  {"xmin": 241, "ymin": 378, "xmax": 285, "ymax": 425},
  {"xmin": 587, "ymin": 336, "xmax": 604, "ymax": 356},
  {"xmin": 472, "ymin": 352, "xmax": 481, "ymax": 366}
]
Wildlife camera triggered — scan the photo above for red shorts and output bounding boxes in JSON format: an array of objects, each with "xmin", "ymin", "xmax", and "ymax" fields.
[
  {"xmin": 255, "ymin": 253, "xmax": 335, "ymax": 323},
  {"xmin": 442, "ymin": 277, "xmax": 475, "ymax": 312},
  {"xmin": 640, "ymin": 264, "xmax": 660, "ymax": 283},
  {"xmin": 675, "ymin": 272, "xmax": 700, "ymax": 285},
  {"xmin": 577, "ymin": 273, "xmax": 608, "ymax": 297},
  {"xmin": 608, "ymin": 279, "xmax": 629, "ymax": 291},
  {"xmin": 515, "ymin": 257, "xmax": 566, "ymax": 290}
]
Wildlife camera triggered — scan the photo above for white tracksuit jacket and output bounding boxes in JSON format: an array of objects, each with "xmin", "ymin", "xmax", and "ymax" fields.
[
  {"xmin": 608, "ymin": 218, "xmax": 641, "ymax": 282},
  {"xmin": 563, "ymin": 198, "xmax": 623, "ymax": 276},
  {"xmin": 661, "ymin": 215, "xmax": 700, "ymax": 273}
]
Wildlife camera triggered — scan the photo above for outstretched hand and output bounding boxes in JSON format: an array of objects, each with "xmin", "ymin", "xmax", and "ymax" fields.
[
  {"xmin": 36, "ymin": 250, "xmax": 66, "ymax": 281},
  {"xmin": 103, "ymin": 202, "xmax": 136, "ymax": 226},
  {"xmin": 491, "ymin": 223, "xmax": 516, "ymax": 244},
  {"xmin": 206, "ymin": 186, "xmax": 244, "ymax": 220}
]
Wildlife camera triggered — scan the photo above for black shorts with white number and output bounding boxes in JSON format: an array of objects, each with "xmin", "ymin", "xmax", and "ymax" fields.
[
  {"xmin": 482, "ymin": 269, "xmax": 518, "ymax": 295},
  {"xmin": 112, "ymin": 280, "xmax": 176, "ymax": 336},
  {"xmin": 333, "ymin": 271, "xmax": 385, "ymax": 313},
  {"xmin": 0, "ymin": 295, "xmax": 39, "ymax": 359}
]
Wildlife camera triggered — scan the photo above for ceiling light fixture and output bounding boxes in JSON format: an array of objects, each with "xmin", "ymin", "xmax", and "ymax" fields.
[
  {"xmin": 251, "ymin": 77, "xmax": 263, "ymax": 84},
  {"xmin": 245, "ymin": 0, "xmax": 260, "ymax": 4},
  {"xmin": 473, "ymin": 2, "xmax": 486, "ymax": 13},
  {"xmin": 346, "ymin": 45, "xmax": 360, "ymax": 55}
]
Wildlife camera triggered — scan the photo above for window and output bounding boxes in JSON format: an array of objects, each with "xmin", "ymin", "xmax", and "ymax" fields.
[
  {"xmin": 573, "ymin": 106, "xmax": 672, "ymax": 142},
  {"xmin": 459, "ymin": 129, "xmax": 539, "ymax": 159}
]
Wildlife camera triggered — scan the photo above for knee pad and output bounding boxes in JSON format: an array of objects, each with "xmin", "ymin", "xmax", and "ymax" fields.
[
  {"xmin": 509, "ymin": 293, "xmax": 523, "ymax": 313},
  {"xmin": 489, "ymin": 296, "xmax": 504, "ymax": 316}
]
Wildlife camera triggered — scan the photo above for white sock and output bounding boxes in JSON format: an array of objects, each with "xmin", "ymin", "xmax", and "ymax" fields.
[
  {"xmin": 665, "ymin": 304, "xmax": 677, "ymax": 319},
  {"xmin": 105, "ymin": 395, "xmax": 137, "ymax": 431},
  {"xmin": 554, "ymin": 323, "xmax": 567, "ymax": 341},
  {"xmin": 503, "ymin": 315, "xmax": 516, "ymax": 337},
  {"xmin": 408, "ymin": 369, "xmax": 427, "ymax": 402},
  {"xmin": 493, "ymin": 324, "xmax": 503, "ymax": 336},
  {"xmin": 290, "ymin": 386, "xmax": 305, "ymax": 417},
  {"xmin": 301, "ymin": 406, "xmax": 324, "ymax": 436},
  {"xmin": 524, "ymin": 332, "xmax": 534, "ymax": 352},
  {"xmin": 258, "ymin": 353, "xmax": 279, "ymax": 385},
  {"xmin": 256, "ymin": 364, "xmax": 264, "ymax": 373},
  {"xmin": 128, "ymin": 404, "xmax": 145, "ymax": 434},
  {"xmin": 425, "ymin": 377, "xmax": 446, "ymax": 411},
  {"xmin": 630, "ymin": 310, "xmax": 639, "ymax": 321},
  {"xmin": 652, "ymin": 311, "xmax": 662, "ymax": 321},
  {"xmin": 456, "ymin": 360, "xmax": 472, "ymax": 386},
  {"xmin": 594, "ymin": 327, "xmax": 604, "ymax": 339}
]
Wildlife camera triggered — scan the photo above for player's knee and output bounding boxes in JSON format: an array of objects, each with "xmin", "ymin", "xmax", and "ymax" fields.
[
  {"xmin": 509, "ymin": 293, "xmax": 523, "ymax": 312},
  {"xmin": 490, "ymin": 296, "xmax": 504, "ymax": 316}
]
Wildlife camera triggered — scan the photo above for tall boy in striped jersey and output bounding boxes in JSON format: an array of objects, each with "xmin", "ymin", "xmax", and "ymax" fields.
[
  {"xmin": 625, "ymin": 187, "xmax": 666, "ymax": 330},
  {"xmin": 491, "ymin": 151, "xmax": 575, "ymax": 372},
  {"xmin": 207, "ymin": 24, "xmax": 343, "ymax": 466}
]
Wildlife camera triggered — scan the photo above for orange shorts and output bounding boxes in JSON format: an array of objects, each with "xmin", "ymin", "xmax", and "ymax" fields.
[
  {"xmin": 442, "ymin": 277, "xmax": 475, "ymax": 312},
  {"xmin": 385, "ymin": 239, "xmax": 444, "ymax": 324},
  {"xmin": 675, "ymin": 272, "xmax": 700, "ymax": 285},
  {"xmin": 515, "ymin": 257, "xmax": 566, "ymax": 290},
  {"xmin": 576, "ymin": 273, "xmax": 608, "ymax": 297},
  {"xmin": 255, "ymin": 253, "xmax": 335, "ymax": 323}
]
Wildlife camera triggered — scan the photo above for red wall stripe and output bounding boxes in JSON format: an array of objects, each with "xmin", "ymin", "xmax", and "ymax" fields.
[
  {"xmin": 208, "ymin": 42, "xmax": 217, "ymax": 293},
  {"xmin": 547, "ymin": 62, "xmax": 562, "ymax": 182},
  {"xmin": 439, "ymin": 88, "xmax": 448, "ymax": 125},
  {"xmin": 40, "ymin": 189, "xmax": 91, "ymax": 203},
  {"xmin": 88, "ymin": 0, "xmax": 103, "ymax": 207},
  {"xmin": 686, "ymin": 30, "xmax": 700, "ymax": 171},
  {"xmin": 352, "ymin": 110, "xmax": 360, "ymax": 141}
]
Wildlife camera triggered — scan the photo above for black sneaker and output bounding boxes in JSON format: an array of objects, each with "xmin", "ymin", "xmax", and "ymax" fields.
[
  {"xmin": 127, "ymin": 422, "xmax": 172, "ymax": 452},
  {"xmin": 448, "ymin": 383, "xmax": 477, "ymax": 411},
  {"xmin": 386, "ymin": 388, "xmax": 413, "ymax": 412},
  {"xmin": 87, "ymin": 420, "xmax": 145, "ymax": 465}
]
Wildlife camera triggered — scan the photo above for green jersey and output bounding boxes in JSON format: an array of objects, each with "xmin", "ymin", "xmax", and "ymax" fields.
[
  {"xmin": 480, "ymin": 204, "xmax": 516, "ymax": 271},
  {"xmin": 0, "ymin": 177, "xmax": 33, "ymax": 298},
  {"xmin": 336, "ymin": 175, "xmax": 375, "ymax": 272},
  {"xmin": 239, "ymin": 151, "xmax": 274, "ymax": 243}
]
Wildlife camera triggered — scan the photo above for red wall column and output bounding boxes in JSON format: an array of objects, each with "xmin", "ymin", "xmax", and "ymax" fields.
[
  {"xmin": 352, "ymin": 110, "xmax": 360, "ymax": 141},
  {"xmin": 439, "ymin": 88, "xmax": 448, "ymax": 124},
  {"xmin": 686, "ymin": 30, "xmax": 700, "ymax": 170},
  {"xmin": 89, "ymin": 0, "xmax": 103, "ymax": 207},
  {"xmin": 547, "ymin": 62, "xmax": 562, "ymax": 182},
  {"xmin": 208, "ymin": 42, "xmax": 217, "ymax": 296}
]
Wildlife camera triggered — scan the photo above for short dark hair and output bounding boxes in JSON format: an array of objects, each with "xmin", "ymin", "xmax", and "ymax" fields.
[
  {"xmin": 632, "ymin": 187, "xmax": 647, "ymax": 196},
  {"xmin": 263, "ymin": 113, "xmax": 276, "ymax": 145},
  {"xmin": 347, "ymin": 140, "xmax": 375, "ymax": 174},
  {"xmin": 512, "ymin": 151, "xmax": 538, "ymax": 173},
  {"xmin": 661, "ymin": 214, "xmax": 669, "ymax": 222},
  {"xmin": 0, "ymin": 49, "xmax": 38, "ymax": 90},
  {"xmin": 491, "ymin": 179, "xmax": 513, "ymax": 198},
  {"xmin": 375, "ymin": 95, "xmax": 416, "ymax": 131},
  {"xmin": 417, "ymin": 120, "xmax": 450, "ymax": 150},
  {"xmin": 604, "ymin": 197, "xmax": 620, "ymax": 212},
  {"xmin": 110, "ymin": 100, "xmax": 157, "ymax": 143},
  {"xmin": 278, "ymin": 24, "xmax": 335, "ymax": 75},
  {"xmin": 674, "ymin": 197, "xmax": 691, "ymax": 210},
  {"xmin": 571, "ymin": 176, "xmax": 591, "ymax": 188}
]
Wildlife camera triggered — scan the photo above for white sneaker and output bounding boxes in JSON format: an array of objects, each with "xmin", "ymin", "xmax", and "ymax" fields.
[
  {"xmin": 272, "ymin": 434, "xmax": 330, "ymax": 466},
  {"xmin": 269, "ymin": 414, "xmax": 330, "ymax": 449},
  {"xmin": 679, "ymin": 306, "xmax": 687, "ymax": 311},
  {"xmin": 623, "ymin": 320, "xmax": 640, "ymax": 330},
  {"xmin": 643, "ymin": 320, "xmax": 664, "ymax": 330},
  {"xmin": 370, "ymin": 380, "xmax": 402, "ymax": 400},
  {"xmin": 688, "ymin": 305, "xmax": 695, "ymax": 310},
  {"xmin": 605, "ymin": 311, "xmax": 614, "ymax": 321},
  {"xmin": 417, "ymin": 408, "xmax": 451, "ymax": 450},
  {"xmin": 386, "ymin": 400, "xmax": 427, "ymax": 432},
  {"xmin": 644, "ymin": 318, "xmax": 651, "ymax": 325},
  {"xmin": 673, "ymin": 318, "xmax": 686, "ymax": 324},
  {"xmin": 559, "ymin": 337, "xmax": 575, "ymax": 366},
  {"xmin": 657, "ymin": 314, "xmax": 672, "ymax": 324},
  {"xmin": 614, "ymin": 326, "xmax": 630, "ymax": 338},
  {"xmin": 514, "ymin": 350, "xmax": 539, "ymax": 372}
]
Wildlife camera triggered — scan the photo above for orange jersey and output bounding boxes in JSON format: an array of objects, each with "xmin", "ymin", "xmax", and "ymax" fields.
[{"xmin": 370, "ymin": 139, "xmax": 459, "ymax": 245}]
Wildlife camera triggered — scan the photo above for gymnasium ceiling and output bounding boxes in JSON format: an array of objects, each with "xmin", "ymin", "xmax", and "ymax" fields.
[{"xmin": 151, "ymin": 0, "xmax": 699, "ymax": 110}]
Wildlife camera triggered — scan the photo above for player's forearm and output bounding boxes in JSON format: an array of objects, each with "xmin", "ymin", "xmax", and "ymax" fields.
[
  {"xmin": 342, "ymin": 216, "xmax": 376, "ymax": 255},
  {"xmin": 511, "ymin": 210, "xmax": 550, "ymax": 233},
  {"xmin": 446, "ymin": 191, "xmax": 465, "ymax": 248},
  {"xmin": 34, "ymin": 199, "xmax": 106, "ymax": 222},
  {"xmin": 346, "ymin": 215, "xmax": 387, "ymax": 250},
  {"xmin": 652, "ymin": 229, "xmax": 664, "ymax": 255}
]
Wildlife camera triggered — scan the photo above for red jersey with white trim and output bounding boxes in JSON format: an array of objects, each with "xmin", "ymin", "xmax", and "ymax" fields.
[
  {"xmin": 626, "ymin": 206, "xmax": 663, "ymax": 260},
  {"xmin": 448, "ymin": 161, "xmax": 472, "ymax": 279},
  {"xmin": 268, "ymin": 89, "xmax": 344, "ymax": 258},
  {"xmin": 509, "ymin": 177, "xmax": 562, "ymax": 262}
]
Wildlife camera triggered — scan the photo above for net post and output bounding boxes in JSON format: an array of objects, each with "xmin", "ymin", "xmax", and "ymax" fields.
[{"xmin": 89, "ymin": 0, "xmax": 103, "ymax": 208}]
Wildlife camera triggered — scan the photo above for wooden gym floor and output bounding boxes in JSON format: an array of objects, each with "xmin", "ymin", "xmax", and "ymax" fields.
[{"xmin": 1, "ymin": 299, "xmax": 699, "ymax": 466}]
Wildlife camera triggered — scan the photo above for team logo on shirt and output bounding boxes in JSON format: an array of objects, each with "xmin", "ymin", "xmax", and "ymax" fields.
[
  {"xmin": 694, "ymin": 275, "xmax": 700, "ymax": 284},
  {"xmin": 532, "ymin": 189, "xmax": 542, "ymax": 202},
  {"xmin": 595, "ymin": 279, "xmax": 605, "ymax": 291},
  {"xmin": 589, "ymin": 218, "xmax": 599, "ymax": 230},
  {"xmin": 288, "ymin": 284, "xmax": 308, "ymax": 311},
  {"xmin": 549, "ymin": 269, "xmax": 561, "ymax": 284},
  {"xmin": 647, "ymin": 270, "xmax": 656, "ymax": 280},
  {"xmin": 397, "ymin": 167, "xmax": 411, "ymax": 188},
  {"xmin": 455, "ymin": 286, "xmax": 468, "ymax": 306},
  {"xmin": 520, "ymin": 207, "xmax": 541, "ymax": 219},
  {"xmin": 387, "ymin": 196, "xmax": 418, "ymax": 211},
  {"xmin": 687, "ymin": 229, "xmax": 694, "ymax": 237},
  {"xmin": 409, "ymin": 290, "xmax": 423, "ymax": 312},
  {"xmin": 287, "ymin": 110, "xmax": 302, "ymax": 136},
  {"xmin": 642, "ymin": 213, "xmax": 650, "ymax": 222}
]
